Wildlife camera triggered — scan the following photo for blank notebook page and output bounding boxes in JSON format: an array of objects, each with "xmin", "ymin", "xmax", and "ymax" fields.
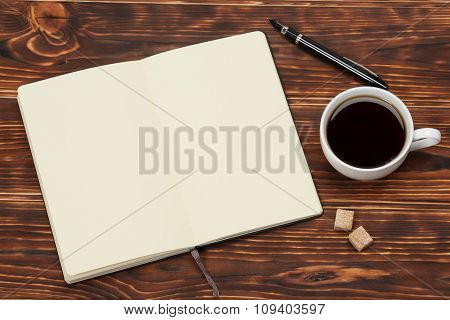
[
  {"xmin": 141, "ymin": 32, "xmax": 322, "ymax": 245},
  {"xmin": 18, "ymin": 61, "xmax": 195, "ymax": 281}
]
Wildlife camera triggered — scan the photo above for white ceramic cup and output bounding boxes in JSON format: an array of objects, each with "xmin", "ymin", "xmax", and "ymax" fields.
[{"xmin": 320, "ymin": 87, "xmax": 441, "ymax": 180}]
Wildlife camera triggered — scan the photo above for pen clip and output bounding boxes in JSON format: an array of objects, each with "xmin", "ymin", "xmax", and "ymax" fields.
[{"xmin": 344, "ymin": 57, "xmax": 380, "ymax": 78}]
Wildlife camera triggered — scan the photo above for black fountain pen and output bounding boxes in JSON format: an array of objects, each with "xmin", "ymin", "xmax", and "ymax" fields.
[{"xmin": 269, "ymin": 19, "xmax": 388, "ymax": 90}]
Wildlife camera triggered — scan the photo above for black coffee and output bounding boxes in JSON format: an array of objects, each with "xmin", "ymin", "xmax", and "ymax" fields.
[{"xmin": 327, "ymin": 100, "xmax": 405, "ymax": 168}]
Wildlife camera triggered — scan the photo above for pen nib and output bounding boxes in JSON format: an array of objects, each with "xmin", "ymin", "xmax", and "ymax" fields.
[{"xmin": 268, "ymin": 19, "xmax": 284, "ymax": 32}]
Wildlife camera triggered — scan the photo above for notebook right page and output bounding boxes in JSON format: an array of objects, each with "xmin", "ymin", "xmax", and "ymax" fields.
[{"xmin": 141, "ymin": 32, "xmax": 322, "ymax": 246}]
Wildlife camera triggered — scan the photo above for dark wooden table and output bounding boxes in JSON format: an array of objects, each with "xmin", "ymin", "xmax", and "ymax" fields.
[{"xmin": 0, "ymin": 0, "xmax": 449, "ymax": 299}]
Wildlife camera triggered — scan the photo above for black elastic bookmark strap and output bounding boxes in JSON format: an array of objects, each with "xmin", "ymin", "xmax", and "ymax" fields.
[{"xmin": 191, "ymin": 249, "xmax": 220, "ymax": 298}]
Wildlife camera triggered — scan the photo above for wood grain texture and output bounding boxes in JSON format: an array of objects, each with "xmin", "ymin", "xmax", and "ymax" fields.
[{"xmin": 0, "ymin": 0, "xmax": 449, "ymax": 299}]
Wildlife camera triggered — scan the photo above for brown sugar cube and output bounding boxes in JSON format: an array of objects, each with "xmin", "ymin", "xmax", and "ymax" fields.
[
  {"xmin": 334, "ymin": 209, "xmax": 354, "ymax": 231},
  {"xmin": 349, "ymin": 226, "xmax": 373, "ymax": 252}
]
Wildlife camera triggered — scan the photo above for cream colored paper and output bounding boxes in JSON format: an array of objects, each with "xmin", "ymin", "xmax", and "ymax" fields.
[{"xmin": 18, "ymin": 32, "xmax": 322, "ymax": 283}]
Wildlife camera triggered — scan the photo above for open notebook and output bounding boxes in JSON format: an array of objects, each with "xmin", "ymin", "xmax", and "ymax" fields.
[{"xmin": 18, "ymin": 32, "xmax": 322, "ymax": 283}]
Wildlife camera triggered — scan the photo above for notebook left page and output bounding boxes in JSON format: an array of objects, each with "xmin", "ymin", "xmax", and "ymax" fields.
[{"xmin": 18, "ymin": 61, "xmax": 194, "ymax": 283}]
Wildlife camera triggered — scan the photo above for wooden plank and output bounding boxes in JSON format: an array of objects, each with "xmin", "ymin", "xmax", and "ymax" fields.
[
  {"xmin": 20, "ymin": 0, "xmax": 450, "ymax": 9},
  {"xmin": 0, "ymin": 2, "xmax": 449, "ymax": 99},
  {"xmin": 0, "ymin": 1, "xmax": 448, "ymax": 299}
]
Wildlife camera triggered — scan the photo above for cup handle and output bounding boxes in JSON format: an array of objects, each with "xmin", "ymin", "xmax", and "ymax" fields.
[{"xmin": 410, "ymin": 128, "xmax": 441, "ymax": 151}]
